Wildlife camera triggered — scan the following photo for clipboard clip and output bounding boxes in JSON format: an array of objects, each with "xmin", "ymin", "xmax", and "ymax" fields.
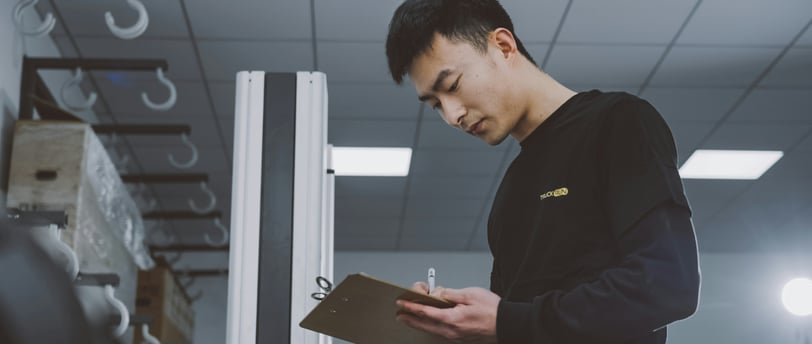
[{"xmin": 311, "ymin": 276, "xmax": 333, "ymax": 301}]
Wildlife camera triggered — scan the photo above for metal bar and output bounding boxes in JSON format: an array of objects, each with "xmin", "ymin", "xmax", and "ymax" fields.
[
  {"xmin": 19, "ymin": 56, "xmax": 36, "ymax": 120},
  {"xmin": 30, "ymin": 95, "xmax": 85, "ymax": 122},
  {"xmin": 150, "ymin": 244, "xmax": 228, "ymax": 252},
  {"xmin": 6, "ymin": 208, "xmax": 68, "ymax": 228},
  {"xmin": 121, "ymin": 174, "xmax": 208, "ymax": 184},
  {"xmin": 74, "ymin": 272, "xmax": 120, "ymax": 287},
  {"xmin": 142, "ymin": 211, "xmax": 222, "ymax": 220},
  {"xmin": 25, "ymin": 57, "xmax": 168, "ymax": 71},
  {"xmin": 92, "ymin": 124, "xmax": 192, "ymax": 135},
  {"xmin": 176, "ymin": 269, "xmax": 229, "ymax": 277}
]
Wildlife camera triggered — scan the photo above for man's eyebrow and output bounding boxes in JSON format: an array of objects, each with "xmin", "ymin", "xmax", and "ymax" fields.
[{"xmin": 418, "ymin": 69, "xmax": 452, "ymax": 102}]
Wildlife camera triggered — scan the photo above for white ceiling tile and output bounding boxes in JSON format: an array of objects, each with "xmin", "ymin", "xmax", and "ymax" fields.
[
  {"xmin": 408, "ymin": 176, "xmax": 495, "ymax": 199},
  {"xmin": 132, "ymin": 146, "xmax": 230, "ymax": 174},
  {"xmin": 328, "ymin": 119, "xmax": 416, "ymax": 147},
  {"xmin": 71, "ymin": 37, "xmax": 202, "ymax": 81},
  {"xmin": 145, "ymin": 176, "xmax": 232, "ymax": 200},
  {"xmin": 545, "ymin": 45, "xmax": 665, "ymax": 87},
  {"xmin": 417, "ymin": 119, "xmax": 486, "ymax": 149},
  {"xmin": 710, "ymin": 177, "xmax": 812, "ymax": 235},
  {"xmin": 400, "ymin": 218, "xmax": 476, "ymax": 250},
  {"xmin": 799, "ymin": 25, "xmax": 812, "ymax": 46},
  {"xmin": 314, "ymin": 0, "xmax": 401, "ymax": 41},
  {"xmin": 318, "ymin": 42, "xmax": 389, "ymax": 83},
  {"xmin": 335, "ymin": 235, "xmax": 398, "ymax": 251},
  {"xmin": 668, "ymin": 121, "xmax": 716, "ymax": 163},
  {"xmin": 186, "ymin": 0, "xmax": 311, "ymax": 40},
  {"xmin": 198, "ymin": 41, "xmax": 313, "ymax": 82},
  {"xmin": 91, "ymin": 78, "xmax": 212, "ymax": 116},
  {"xmin": 327, "ymin": 82, "xmax": 420, "ymax": 120},
  {"xmin": 399, "ymin": 235, "xmax": 468, "ymax": 251},
  {"xmin": 499, "ymin": 0, "xmax": 570, "ymax": 43},
  {"xmin": 52, "ymin": 35, "xmax": 79, "ymax": 57},
  {"xmin": 467, "ymin": 220, "xmax": 489, "ymax": 251},
  {"xmin": 404, "ymin": 198, "xmax": 486, "ymax": 219},
  {"xmin": 650, "ymin": 46, "xmax": 782, "ymax": 87},
  {"xmin": 525, "ymin": 44, "xmax": 550, "ymax": 67},
  {"xmin": 682, "ymin": 179, "xmax": 753, "ymax": 223},
  {"xmin": 677, "ymin": 0, "xmax": 812, "ymax": 46},
  {"xmin": 335, "ymin": 177, "xmax": 406, "ymax": 196},
  {"xmin": 335, "ymin": 197, "xmax": 404, "ymax": 219},
  {"xmin": 641, "ymin": 88, "xmax": 744, "ymax": 122},
  {"xmin": 729, "ymin": 89, "xmax": 812, "ymax": 122},
  {"xmin": 209, "ymin": 82, "xmax": 235, "ymax": 118},
  {"xmin": 760, "ymin": 47, "xmax": 812, "ymax": 88},
  {"xmin": 52, "ymin": 0, "xmax": 188, "ymax": 38},
  {"xmin": 411, "ymin": 149, "xmax": 505, "ymax": 177},
  {"xmin": 702, "ymin": 122, "xmax": 812, "ymax": 151},
  {"xmin": 334, "ymin": 218, "xmax": 399, "ymax": 238},
  {"xmin": 760, "ymin": 151, "xmax": 812, "ymax": 179},
  {"xmin": 796, "ymin": 133, "xmax": 812, "ymax": 151},
  {"xmin": 558, "ymin": 0, "xmax": 694, "ymax": 44}
]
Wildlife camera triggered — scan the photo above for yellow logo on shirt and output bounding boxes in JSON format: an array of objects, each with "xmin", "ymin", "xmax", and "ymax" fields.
[{"xmin": 539, "ymin": 187, "xmax": 569, "ymax": 201}]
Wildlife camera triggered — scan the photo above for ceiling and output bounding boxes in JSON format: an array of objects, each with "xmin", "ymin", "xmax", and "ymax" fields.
[{"xmin": 30, "ymin": 0, "xmax": 812, "ymax": 253}]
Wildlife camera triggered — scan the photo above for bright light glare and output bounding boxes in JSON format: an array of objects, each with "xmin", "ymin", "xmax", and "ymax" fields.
[
  {"xmin": 679, "ymin": 149, "xmax": 783, "ymax": 180},
  {"xmin": 332, "ymin": 147, "xmax": 412, "ymax": 177},
  {"xmin": 782, "ymin": 278, "xmax": 812, "ymax": 316}
]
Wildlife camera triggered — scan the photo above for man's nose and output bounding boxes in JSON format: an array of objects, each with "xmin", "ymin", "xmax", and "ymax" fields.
[{"xmin": 442, "ymin": 100, "xmax": 466, "ymax": 129}]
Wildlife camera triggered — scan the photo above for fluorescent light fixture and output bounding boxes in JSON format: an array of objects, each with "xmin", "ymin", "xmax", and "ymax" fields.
[
  {"xmin": 782, "ymin": 277, "xmax": 812, "ymax": 316},
  {"xmin": 332, "ymin": 147, "xmax": 412, "ymax": 176},
  {"xmin": 679, "ymin": 149, "xmax": 783, "ymax": 180}
]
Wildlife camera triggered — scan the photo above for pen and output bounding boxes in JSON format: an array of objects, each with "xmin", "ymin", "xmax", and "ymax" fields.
[{"xmin": 428, "ymin": 267, "xmax": 436, "ymax": 294}]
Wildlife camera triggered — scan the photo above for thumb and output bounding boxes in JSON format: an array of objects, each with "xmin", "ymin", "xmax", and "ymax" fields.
[{"xmin": 440, "ymin": 288, "xmax": 469, "ymax": 305}]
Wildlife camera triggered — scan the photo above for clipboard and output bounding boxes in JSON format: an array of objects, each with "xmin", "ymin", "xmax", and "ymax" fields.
[{"xmin": 300, "ymin": 273, "xmax": 456, "ymax": 343}]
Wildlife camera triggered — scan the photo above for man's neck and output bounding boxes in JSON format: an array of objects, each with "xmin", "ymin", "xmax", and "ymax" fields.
[{"xmin": 511, "ymin": 69, "xmax": 577, "ymax": 142}]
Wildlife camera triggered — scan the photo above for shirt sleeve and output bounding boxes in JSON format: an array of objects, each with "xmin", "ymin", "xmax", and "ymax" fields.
[
  {"xmin": 599, "ymin": 95, "xmax": 691, "ymax": 238},
  {"xmin": 496, "ymin": 202, "xmax": 701, "ymax": 343}
]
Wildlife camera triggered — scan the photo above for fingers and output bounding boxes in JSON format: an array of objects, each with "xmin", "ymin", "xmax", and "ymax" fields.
[
  {"xmin": 430, "ymin": 286, "xmax": 446, "ymax": 298},
  {"xmin": 440, "ymin": 288, "xmax": 467, "ymax": 304},
  {"xmin": 412, "ymin": 281, "xmax": 429, "ymax": 293},
  {"xmin": 396, "ymin": 311, "xmax": 457, "ymax": 340}
]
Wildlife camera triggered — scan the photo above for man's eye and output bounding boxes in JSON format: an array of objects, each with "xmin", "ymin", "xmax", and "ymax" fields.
[
  {"xmin": 448, "ymin": 80, "xmax": 459, "ymax": 92},
  {"xmin": 432, "ymin": 102, "xmax": 441, "ymax": 110}
]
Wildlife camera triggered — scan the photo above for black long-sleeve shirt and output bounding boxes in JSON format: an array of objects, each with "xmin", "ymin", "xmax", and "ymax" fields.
[{"xmin": 488, "ymin": 90, "xmax": 700, "ymax": 343}]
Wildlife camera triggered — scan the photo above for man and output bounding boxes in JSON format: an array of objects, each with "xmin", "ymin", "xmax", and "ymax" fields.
[{"xmin": 385, "ymin": 0, "xmax": 700, "ymax": 343}]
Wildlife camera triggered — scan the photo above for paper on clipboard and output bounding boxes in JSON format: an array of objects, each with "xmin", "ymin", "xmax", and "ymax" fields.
[{"xmin": 300, "ymin": 273, "xmax": 456, "ymax": 343}]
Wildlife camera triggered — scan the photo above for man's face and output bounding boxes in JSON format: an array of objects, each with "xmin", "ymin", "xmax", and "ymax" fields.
[{"xmin": 409, "ymin": 33, "xmax": 519, "ymax": 146}]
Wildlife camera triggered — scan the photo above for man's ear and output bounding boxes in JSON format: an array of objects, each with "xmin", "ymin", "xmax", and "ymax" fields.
[{"xmin": 490, "ymin": 28, "xmax": 518, "ymax": 61}]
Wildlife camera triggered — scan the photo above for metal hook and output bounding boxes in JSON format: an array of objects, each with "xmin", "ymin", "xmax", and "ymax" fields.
[
  {"xmin": 141, "ymin": 324, "xmax": 161, "ymax": 344},
  {"xmin": 50, "ymin": 224, "xmax": 79, "ymax": 281},
  {"xmin": 181, "ymin": 275, "xmax": 196, "ymax": 290},
  {"xmin": 142, "ymin": 68, "xmax": 177, "ymax": 111},
  {"xmin": 205, "ymin": 218, "xmax": 229, "ymax": 247},
  {"xmin": 105, "ymin": 0, "xmax": 149, "ymax": 40},
  {"xmin": 104, "ymin": 285, "xmax": 129, "ymax": 337},
  {"xmin": 189, "ymin": 182, "xmax": 217, "ymax": 214},
  {"xmin": 189, "ymin": 289, "xmax": 204, "ymax": 304},
  {"xmin": 12, "ymin": 0, "xmax": 56, "ymax": 37},
  {"xmin": 164, "ymin": 251, "xmax": 182, "ymax": 265},
  {"xmin": 168, "ymin": 133, "xmax": 199, "ymax": 169},
  {"xmin": 60, "ymin": 68, "xmax": 97, "ymax": 111},
  {"xmin": 148, "ymin": 220, "xmax": 175, "ymax": 247}
]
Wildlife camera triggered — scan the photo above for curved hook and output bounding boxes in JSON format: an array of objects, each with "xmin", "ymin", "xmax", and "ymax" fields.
[
  {"xmin": 60, "ymin": 68, "xmax": 97, "ymax": 111},
  {"xmin": 105, "ymin": 0, "xmax": 149, "ymax": 40},
  {"xmin": 12, "ymin": 0, "xmax": 56, "ymax": 37},
  {"xmin": 168, "ymin": 133, "xmax": 199, "ymax": 169},
  {"xmin": 189, "ymin": 182, "xmax": 217, "ymax": 214},
  {"xmin": 104, "ymin": 285, "xmax": 129, "ymax": 337},
  {"xmin": 148, "ymin": 220, "xmax": 175, "ymax": 247},
  {"xmin": 205, "ymin": 218, "xmax": 229, "ymax": 247},
  {"xmin": 181, "ymin": 275, "xmax": 197, "ymax": 290},
  {"xmin": 164, "ymin": 251, "xmax": 182, "ymax": 265},
  {"xmin": 141, "ymin": 68, "xmax": 177, "ymax": 111},
  {"xmin": 51, "ymin": 225, "xmax": 80, "ymax": 280},
  {"xmin": 141, "ymin": 324, "xmax": 161, "ymax": 344},
  {"xmin": 188, "ymin": 289, "xmax": 204, "ymax": 304}
]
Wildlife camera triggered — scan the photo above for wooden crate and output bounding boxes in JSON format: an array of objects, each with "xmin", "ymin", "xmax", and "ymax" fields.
[{"xmin": 134, "ymin": 258, "xmax": 195, "ymax": 344}]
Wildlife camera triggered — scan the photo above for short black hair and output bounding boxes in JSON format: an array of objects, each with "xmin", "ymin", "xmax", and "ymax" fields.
[{"xmin": 386, "ymin": 0, "xmax": 537, "ymax": 84}]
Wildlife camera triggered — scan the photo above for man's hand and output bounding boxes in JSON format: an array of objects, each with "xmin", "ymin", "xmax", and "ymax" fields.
[{"xmin": 395, "ymin": 283, "xmax": 500, "ymax": 344}]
